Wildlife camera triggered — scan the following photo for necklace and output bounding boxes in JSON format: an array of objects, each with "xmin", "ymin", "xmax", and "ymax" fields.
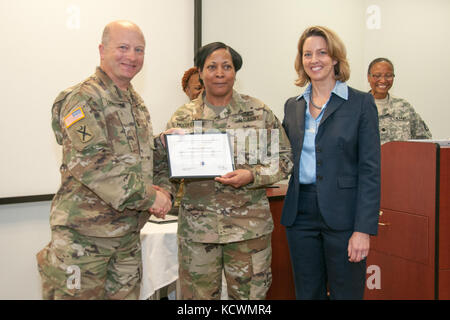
[{"xmin": 309, "ymin": 92, "xmax": 323, "ymax": 110}]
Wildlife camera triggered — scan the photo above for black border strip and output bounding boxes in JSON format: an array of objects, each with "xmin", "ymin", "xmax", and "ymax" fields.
[
  {"xmin": 0, "ymin": 194, "xmax": 54, "ymax": 205},
  {"xmin": 194, "ymin": 0, "xmax": 202, "ymax": 53},
  {"xmin": 1, "ymin": 0, "xmax": 203, "ymax": 206}
]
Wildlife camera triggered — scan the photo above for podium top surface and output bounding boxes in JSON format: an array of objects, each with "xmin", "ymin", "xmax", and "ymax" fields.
[{"xmin": 405, "ymin": 139, "xmax": 450, "ymax": 147}]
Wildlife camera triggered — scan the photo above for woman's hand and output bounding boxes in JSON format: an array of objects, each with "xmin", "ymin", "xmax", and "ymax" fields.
[
  {"xmin": 159, "ymin": 128, "xmax": 186, "ymax": 147},
  {"xmin": 347, "ymin": 231, "xmax": 370, "ymax": 263},
  {"xmin": 214, "ymin": 169, "xmax": 254, "ymax": 188}
]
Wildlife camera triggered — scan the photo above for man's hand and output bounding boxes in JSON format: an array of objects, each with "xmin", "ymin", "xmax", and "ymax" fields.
[
  {"xmin": 348, "ymin": 231, "xmax": 370, "ymax": 263},
  {"xmin": 214, "ymin": 169, "xmax": 254, "ymax": 188},
  {"xmin": 148, "ymin": 185, "xmax": 172, "ymax": 219},
  {"xmin": 152, "ymin": 185, "xmax": 171, "ymax": 201}
]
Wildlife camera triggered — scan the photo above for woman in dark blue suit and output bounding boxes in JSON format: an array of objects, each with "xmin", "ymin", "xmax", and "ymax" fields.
[{"xmin": 281, "ymin": 26, "xmax": 381, "ymax": 300}]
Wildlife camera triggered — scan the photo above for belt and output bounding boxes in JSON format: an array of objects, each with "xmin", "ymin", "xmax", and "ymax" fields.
[{"xmin": 299, "ymin": 183, "xmax": 317, "ymax": 192}]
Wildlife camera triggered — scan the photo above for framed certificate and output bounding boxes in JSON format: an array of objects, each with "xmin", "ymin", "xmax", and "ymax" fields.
[{"xmin": 165, "ymin": 132, "xmax": 234, "ymax": 179}]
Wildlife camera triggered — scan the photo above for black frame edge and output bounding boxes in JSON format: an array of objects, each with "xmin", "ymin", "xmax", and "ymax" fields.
[
  {"xmin": 194, "ymin": 0, "xmax": 202, "ymax": 53},
  {"xmin": 0, "ymin": 194, "xmax": 54, "ymax": 205}
]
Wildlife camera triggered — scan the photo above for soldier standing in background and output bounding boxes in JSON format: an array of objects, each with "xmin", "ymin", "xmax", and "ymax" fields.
[
  {"xmin": 182, "ymin": 66, "xmax": 203, "ymax": 101},
  {"xmin": 165, "ymin": 42, "xmax": 292, "ymax": 300},
  {"xmin": 36, "ymin": 20, "xmax": 173, "ymax": 300},
  {"xmin": 367, "ymin": 57, "xmax": 432, "ymax": 144}
]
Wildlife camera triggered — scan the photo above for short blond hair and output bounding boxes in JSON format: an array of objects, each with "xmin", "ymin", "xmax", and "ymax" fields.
[
  {"xmin": 101, "ymin": 20, "xmax": 145, "ymax": 47},
  {"xmin": 294, "ymin": 26, "xmax": 350, "ymax": 87}
]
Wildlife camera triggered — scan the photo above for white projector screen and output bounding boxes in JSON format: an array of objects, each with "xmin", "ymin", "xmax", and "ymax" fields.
[{"xmin": 0, "ymin": 0, "xmax": 194, "ymax": 198}]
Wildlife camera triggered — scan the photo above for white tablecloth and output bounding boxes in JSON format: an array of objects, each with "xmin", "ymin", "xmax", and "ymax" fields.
[{"xmin": 139, "ymin": 221, "xmax": 178, "ymax": 300}]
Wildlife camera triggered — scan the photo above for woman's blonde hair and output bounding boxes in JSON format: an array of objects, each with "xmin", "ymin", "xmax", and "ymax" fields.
[{"xmin": 294, "ymin": 26, "xmax": 350, "ymax": 87}]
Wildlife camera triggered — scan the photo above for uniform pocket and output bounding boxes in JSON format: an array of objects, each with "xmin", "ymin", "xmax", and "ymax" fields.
[
  {"xmin": 252, "ymin": 246, "xmax": 271, "ymax": 274},
  {"xmin": 250, "ymin": 246, "xmax": 272, "ymax": 299},
  {"xmin": 133, "ymin": 104, "xmax": 154, "ymax": 158},
  {"xmin": 104, "ymin": 109, "xmax": 138, "ymax": 155}
]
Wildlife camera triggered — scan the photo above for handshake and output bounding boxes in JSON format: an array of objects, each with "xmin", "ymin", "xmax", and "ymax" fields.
[{"xmin": 148, "ymin": 185, "xmax": 172, "ymax": 219}]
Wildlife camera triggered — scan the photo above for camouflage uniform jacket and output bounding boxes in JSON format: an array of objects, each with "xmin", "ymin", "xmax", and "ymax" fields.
[
  {"xmin": 377, "ymin": 94, "xmax": 432, "ymax": 144},
  {"xmin": 50, "ymin": 67, "xmax": 172, "ymax": 237},
  {"xmin": 166, "ymin": 90, "xmax": 293, "ymax": 243}
]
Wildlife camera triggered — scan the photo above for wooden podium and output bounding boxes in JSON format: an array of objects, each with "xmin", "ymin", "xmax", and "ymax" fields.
[
  {"xmin": 364, "ymin": 141, "xmax": 450, "ymax": 300},
  {"xmin": 265, "ymin": 184, "xmax": 296, "ymax": 300}
]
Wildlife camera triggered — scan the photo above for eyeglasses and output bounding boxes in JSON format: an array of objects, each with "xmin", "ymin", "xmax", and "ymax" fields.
[{"xmin": 370, "ymin": 73, "xmax": 395, "ymax": 80}]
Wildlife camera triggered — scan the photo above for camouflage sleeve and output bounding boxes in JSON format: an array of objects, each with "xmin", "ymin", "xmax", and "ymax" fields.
[
  {"xmin": 410, "ymin": 108, "xmax": 432, "ymax": 140},
  {"xmin": 164, "ymin": 116, "xmax": 185, "ymax": 201},
  {"xmin": 165, "ymin": 111, "xmax": 183, "ymax": 131},
  {"xmin": 59, "ymin": 94, "xmax": 157, "ymax": 212},
  {"xmin": 246, "ymin": 107, "xmax": 293, "ymax": 188},
  {"xmin": 153, "ymin": 134, "xmax": 175, "ymax": 198}
]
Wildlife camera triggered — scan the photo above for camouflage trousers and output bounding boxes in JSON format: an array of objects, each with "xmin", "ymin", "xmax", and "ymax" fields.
[
  {"xmin": 178, "ymin": 234, "xmax": 272, "ymax": 300},
  {"xmin": 36, "ymin": 226, "xmax": 142, "ymax": 300}
]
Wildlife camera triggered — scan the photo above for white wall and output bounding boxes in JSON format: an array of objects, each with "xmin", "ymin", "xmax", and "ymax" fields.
[
  {"xmin": 202, "ymin": 0, "xmax": 450, "ymax": 140},
  {"xmin": 0, "ymin": 0, "xmax": 194, "ymax": 198},
  {"xmin": 0, "ymin": 201, "xmax": 51, "ymax": 299}
]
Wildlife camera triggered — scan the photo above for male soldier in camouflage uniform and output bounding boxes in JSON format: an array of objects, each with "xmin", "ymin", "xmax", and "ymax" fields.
[
  {"xmin": 36, "ymin": 20, "xmax": 173, "ymax": 300},
  {"xmin": 367, "ymin": 57, "xmax": 432, "ymax": 144},
  {"xmin": 165, "ymin": 42, "xmax": 292, "ymax": 300}
]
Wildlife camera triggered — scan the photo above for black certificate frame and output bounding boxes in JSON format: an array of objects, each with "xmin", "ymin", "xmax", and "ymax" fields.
[{"xmin": 165, "ymin": 132, "xmax": 235, "ymax": 179}]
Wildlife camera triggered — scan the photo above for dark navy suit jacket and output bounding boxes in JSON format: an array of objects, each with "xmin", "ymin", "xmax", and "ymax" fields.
[{"xmin": 281, "ymin": 86, "xmax": 381, "ymax": 235}]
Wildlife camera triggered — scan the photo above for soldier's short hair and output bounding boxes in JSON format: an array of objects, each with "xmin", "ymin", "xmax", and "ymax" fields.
[
  {"xmin": 367, "ymin": 57, "xmax": 395, "ymax": 75},
  {"xmin": 294, "ymin": 26, "xmax": 350, "ymax": 87},
  {"xmin": 194, "ymin": 42, "xmax": 243, "ymax": 73},
  {"xmin": 101, "ymin": 20, "xmax": 144, "ymax": 47}
]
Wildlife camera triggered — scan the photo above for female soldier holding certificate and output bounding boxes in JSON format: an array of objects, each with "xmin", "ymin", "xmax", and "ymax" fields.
[{"xmin": 165, "ymin": 42, "xmax": 292, "ymax": 300}]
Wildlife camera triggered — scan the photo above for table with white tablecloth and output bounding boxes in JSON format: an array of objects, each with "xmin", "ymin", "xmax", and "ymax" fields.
[
  {"xmin": 139, "ymin": 219, "xmax": 228, "ymax": 300},
  {"xmin": 139, "ymin": 221, "xmax": 178, "ymax": 300}
]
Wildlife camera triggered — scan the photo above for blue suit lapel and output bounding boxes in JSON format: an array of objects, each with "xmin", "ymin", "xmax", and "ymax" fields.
[
  {"xmin": 296, "ymin": 98, "xmax": 306, "ymax": 136},
  {"xmin": 295, "ymin": 98, "xmax": 306, "ymax": 163},
  {"xmin": 318, "ymin": 93, "xmax": 345, "ymax": 134},
  {"xmin": 321, "ymin": 94, "xmax": 345, "ymax": 124}
]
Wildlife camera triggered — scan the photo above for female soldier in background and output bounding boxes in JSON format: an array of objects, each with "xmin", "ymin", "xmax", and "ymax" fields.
[
  {"xmin": 182, "ymin": 66, "xmax": 203, "ymax": 101},
  {"xmin": 367, "ymin": 57, "xmax": 431, "ymax": 144}
]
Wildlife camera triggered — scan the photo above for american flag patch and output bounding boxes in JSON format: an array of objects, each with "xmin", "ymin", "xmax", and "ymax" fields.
[{"xmin": 64, "ymin": 106, "xmax": 85, "ymax": 128}]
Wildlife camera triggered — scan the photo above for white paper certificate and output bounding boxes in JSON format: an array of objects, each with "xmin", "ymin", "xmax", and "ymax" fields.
[{"xmin": 165, "ymin": 133, "xmax": 234, "ymax": 179}]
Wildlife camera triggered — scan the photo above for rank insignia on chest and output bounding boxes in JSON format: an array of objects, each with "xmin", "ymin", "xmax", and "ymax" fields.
[
  {"xmin": 64, "ymin": 106, "xmax": 86, "ymax": 128},
  {"xmin": 76, "ymin": 124, "xmax": 94, "ymax": 143},
  {"xmin": 233, "ymin": 115, "xmax": 258, "ymax": 123}
]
